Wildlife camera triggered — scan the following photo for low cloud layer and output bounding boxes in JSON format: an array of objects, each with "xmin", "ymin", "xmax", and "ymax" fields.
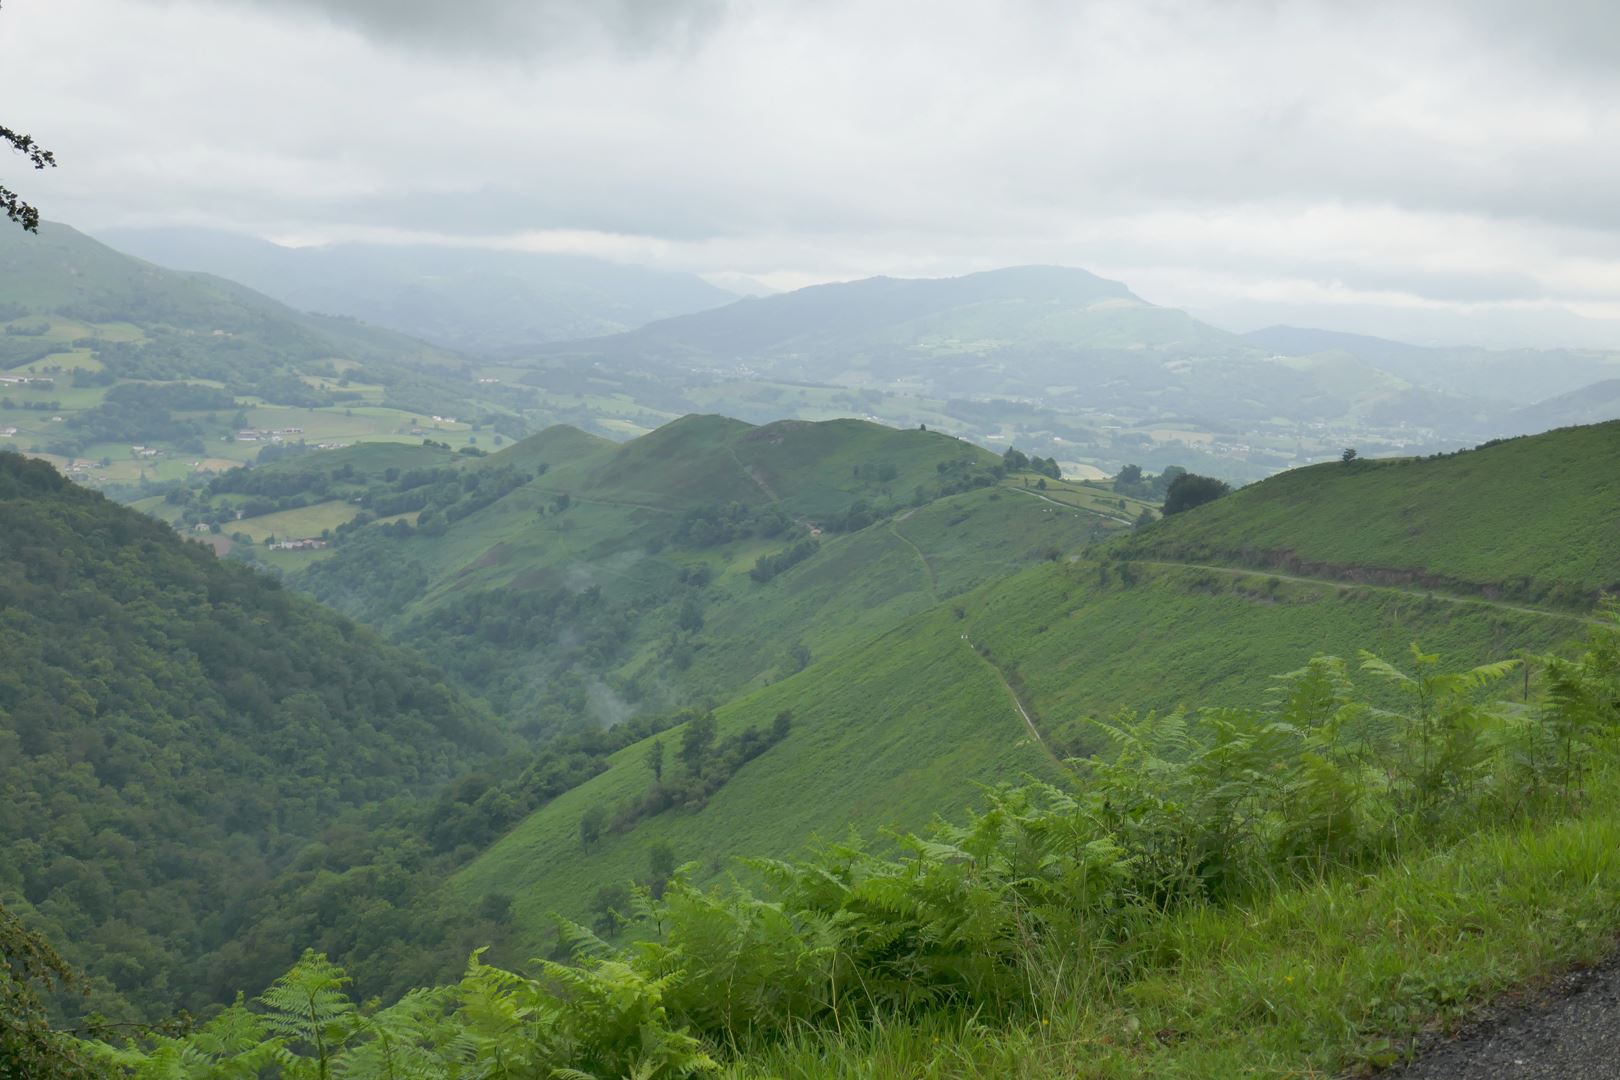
[{"xmin": 3, "ymin": 0, "xmax": 1620, "ymax": 340}]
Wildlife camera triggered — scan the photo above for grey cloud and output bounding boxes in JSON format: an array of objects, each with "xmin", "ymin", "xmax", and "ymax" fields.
[
  {"xmin": 17, "ymin": 0, "xmax": 1620, "ymax": 315},
  {"xmin": 1454, "ymin": 0, "xmax": 1620, "ymax": 77},
  {"xmin": 208, "ymin": 0, "xmax": 729, "ymax": 54}
]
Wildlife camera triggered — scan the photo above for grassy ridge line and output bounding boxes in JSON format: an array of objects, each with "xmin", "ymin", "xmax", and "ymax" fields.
[
  {"xmin": 1121, "ymin": 421, "xmax": 1620, "ymax": 601},
  {"xmin": 965, "ymin": 561, "xmax": 1585, "ymax": 741},
  {"xmin": 1135, "ymin": 558, "xmax": 1607, "ymax": 628},
  {"xmin": 728, "ymin": 779, "xmax": 1620, "ymax": 1078}
]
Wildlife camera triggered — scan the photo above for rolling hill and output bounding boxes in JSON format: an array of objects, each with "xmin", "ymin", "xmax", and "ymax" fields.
[
  {"xmin": 275, "ymin": 415, "xmax": 1110, "ymax": 728},
  {"xmin": 14, "ymin": 407, "xmax": 1620, "ymax": 1075},
  {"xmin": 373, "ymin": 421, "xmax": 1610, "ymax": 957},
  {"xmin": 97, "ymin": 226, "xmax": 738, "ymax": 353},
  {"xmin": 1119, "ymin": 420, "xmax": 1620, "ymax": 606},
  {"xmin": 0, "ymin": 221, "xmax": 529, "ymax": 490},
  {"xmin": 1496, "ymin": 378, "xmax": 1620, "ymax": 435}
]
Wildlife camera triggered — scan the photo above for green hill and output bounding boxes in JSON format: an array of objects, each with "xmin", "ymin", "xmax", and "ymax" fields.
[
  {"xmin": 283, "ymin": 415, "xmax": 1105, "ymax": 728},
  {"xmin": 446, "ymin": 550, "xmax": 1590, "ymax": 953},
  {"xmin": 15, "ymin": 411, "xmax": 1620, "ymax": 1080},
  {"xmin": 1120, "ymin": 421, "xmax": 1620, "ymax": 605},
  {"xmin": 434, "ymin": 422, "xmax": 1615, "ymax": 952},
  {"xmin": 0, "ymin": 451, "xmax": 501, "ymax": 1018},
  {"xmin": 0, "ymin": 222, "xmax": 527, "ymax": 489}
]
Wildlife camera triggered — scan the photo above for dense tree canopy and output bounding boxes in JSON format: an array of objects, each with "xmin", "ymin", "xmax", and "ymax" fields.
[{"xmin": 0, "ymin": 452, "xmax": 500, "ymax": 1018}]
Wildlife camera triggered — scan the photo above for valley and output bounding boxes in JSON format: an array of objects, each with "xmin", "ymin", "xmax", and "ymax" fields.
[
  {"xmin": 4, "ymin": 224, "xmax": 1620, "ymax": 1080},
  {"xmin": 11, "ymin": 6, "xmax": 1620, "ymax": 1075}
]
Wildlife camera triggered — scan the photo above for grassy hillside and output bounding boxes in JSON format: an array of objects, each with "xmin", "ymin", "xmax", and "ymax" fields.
[
  {"xmin": 1122, "ymin": 421, "xmax": 1620, "ymax": 604},
  {"xmin": 72, "ymin": 613, "xmax": 1620, "ymax": 1080},
  {"xmin": 286, "ymin": 416, "xmax": 1090, "ymax": 728},
  {"xmin": 449, "ymin": 607, "xmax": 1064, "ymax": 944},
  {"xmin": 0, "ymin": 451, "xmax": 501, "ymax": 1018},
  {"xmin": 433, "ymin": 421, "xmax": 1614, "ymax": 956},
  {"xmin": 18, "ymin": 396, "xmax": 1620, "ymax": 1080},
  {"xmin": 444, "ymin": 552, "xmax": 1590, "ymax": 952},
  {"xmin": 0, "ymin": 221, "xmax": 529, "ymax": 488}
]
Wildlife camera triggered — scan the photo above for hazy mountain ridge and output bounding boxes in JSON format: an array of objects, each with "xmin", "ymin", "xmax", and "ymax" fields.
[
  {"xmin": 97, "ymin": 226, "xmax": 738, "ymax": 353},
  {"xmin": 1242, "ymin": 324, "xmax": 1620, "ymax": 404},
  {"xmin": 534, "ymin": 266, "xmax": 1604, "ymax": 448},
  {"xmin": 0, "ymin": 222, "xmax": 534, "ymax": 490}
]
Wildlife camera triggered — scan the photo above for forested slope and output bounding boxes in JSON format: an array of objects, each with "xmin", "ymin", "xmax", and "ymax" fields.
[{"xmin": 0, "ymin": 452, "xmax": 500, "ymax": 1017}]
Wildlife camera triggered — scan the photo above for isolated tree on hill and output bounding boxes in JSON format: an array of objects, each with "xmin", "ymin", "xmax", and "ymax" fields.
[
  {"xmin": 1342, "ymin": 447, "xmax": 1358, "ymax": 464},
  {"xmin": 679, "ymin": 711, "xmax": 717, "ymax": 776},
  {"xmin": 1, "ymin": 6, "xmax": 55, "ymax": 234},
  {"xmin": 579, "ymin": 804, "xmax": 606, "ymax": 848},
  {"xmin": 646, "ymin": 737, "xmax": 665, "ymax": 782},
  {"xmin": 647, "ymin": 843, "xmax": 676, "ymax": 899},
  {"xmin": 1162, "ymin": 472, "xmax": 1231, "ymax": 516},
  {"xmin": 1117, "ymin": 464, "xmax": 1143, "ymax": 486}
]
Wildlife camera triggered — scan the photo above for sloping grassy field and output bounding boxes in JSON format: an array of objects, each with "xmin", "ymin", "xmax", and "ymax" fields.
[
  {"xmin": 448, "ymin": 608, "xmax": 1063, "ymax": 944},
  {"xmin": 447, "ymin": 556, "xmax": 1591, "ymax": 954},
  {"xmin": 1123, "ymin": 420, "xmax": 1620, "ymax": 601}
]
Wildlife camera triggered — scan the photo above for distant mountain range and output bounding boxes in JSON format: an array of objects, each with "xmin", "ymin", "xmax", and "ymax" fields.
[
  {"xmin": 96, "ymin": 226, "xmax": 737, "ymax": 354},
  {"xmin": 1197, "ymin": 297, "xmax": 1620, "ymax": 352},
  {"xmin": 1239, "ymin": 325, "xmax": 1620, "ymax": 405},
  {"xmin": 10, "ymin": 220, "xmax": 1620, "ymax": 480},
  {"xmin": 524, "ymin": 269, "xmax": 1620, "ymax": 441}
]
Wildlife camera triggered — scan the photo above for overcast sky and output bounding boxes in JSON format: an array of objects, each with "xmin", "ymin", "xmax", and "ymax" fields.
[{"xmin": 4, "ymin": 0, "xmax": 1620, "ymax": 335}]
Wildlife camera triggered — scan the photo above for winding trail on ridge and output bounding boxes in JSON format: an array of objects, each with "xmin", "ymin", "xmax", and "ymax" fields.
[
  {"xmin": 728, "ymin": 447, "xmax": 782, "ymax": 503},
  {"xmin": 961, "ymin": 631, "xmax": 1067, "ymax": 772},
  {"xmin": 888, "ymin": 511, "xmax": 938, "ymax": 599},
  {"xmin": 1009, "ymin": 484, "xmax": 1134, "ymax": 525}
]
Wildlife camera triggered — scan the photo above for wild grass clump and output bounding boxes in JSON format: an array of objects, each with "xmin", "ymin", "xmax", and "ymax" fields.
[{"xmin": 82, "ymin": 613, "xmax": 1620, "ymax": 1077}]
